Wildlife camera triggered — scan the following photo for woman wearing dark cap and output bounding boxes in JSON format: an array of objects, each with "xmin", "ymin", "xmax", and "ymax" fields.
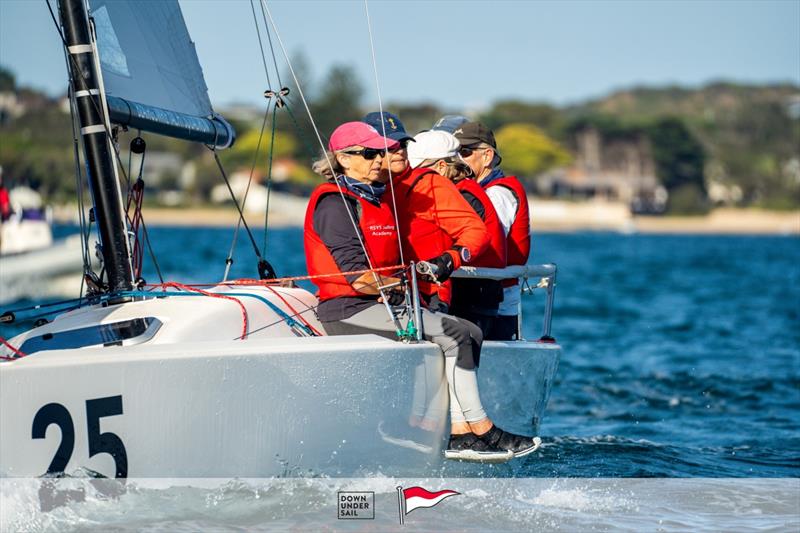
[{"xmin": 305, "ymin": 121, "xmax": 538, "ymax": 462}]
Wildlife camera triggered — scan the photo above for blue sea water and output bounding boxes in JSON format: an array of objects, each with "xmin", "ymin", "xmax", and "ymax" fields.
[
  {"xmin": 37, "ymin": 226, "xmax": 797, "ymax": 478},
  {"xmin": 3, "ymin": 227, "xmax": 799, "ymax": 531}
]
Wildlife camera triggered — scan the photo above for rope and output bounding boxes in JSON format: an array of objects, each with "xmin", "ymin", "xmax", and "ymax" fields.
[
  {"xmin": 263, "ymin": 285, "xmax": 324, "ymax": 336},
  {"xmin": 157, "ymin": 282, "xmax": 249, "ymax": 340},
  {"xmin": 0, "ymin": 337, "xmax": 27, "ymax": 359}
]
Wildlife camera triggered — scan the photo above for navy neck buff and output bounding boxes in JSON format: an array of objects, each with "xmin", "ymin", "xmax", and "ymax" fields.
[
  {"xmin": 480, "ymin": 167, "xmax": 506, "ymax": 188},
  {"xmin": 333, "ymin": 175, "xmax": 386, "ymax": 206}
]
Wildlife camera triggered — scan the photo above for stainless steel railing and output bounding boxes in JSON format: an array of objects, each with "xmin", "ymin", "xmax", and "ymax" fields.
[{"xmin": 450, "ymin": 264, "xmax": 558, "ymax": 341}]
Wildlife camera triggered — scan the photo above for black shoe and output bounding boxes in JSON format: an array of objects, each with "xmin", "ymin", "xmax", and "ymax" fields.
[
  {"xmin": 478, "ymin": 426, "xmax": 541, "ymax": 458},
  {"xmin": 378, "ymin": 421, "xmax": 433, "ymax": 454},
  {"xmin": 444, "ymin": 432, "xmax": 514, "ymax": 463}
]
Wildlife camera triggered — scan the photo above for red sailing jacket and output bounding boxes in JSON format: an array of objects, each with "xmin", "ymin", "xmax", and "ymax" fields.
[
  {"xmin": 484, "ymin": 175, "xmax": 531, "ymax": 286},
  {"xmin": 304, "ymin": 183, "xmax": 399, "ymax": 302},
  {"xmin": 454, "ymin": 178, "xmax": 506, "ymax": 268},
  {"xmin": 391, "ymin": 167, "xmax": 489, "ymax": 306}
]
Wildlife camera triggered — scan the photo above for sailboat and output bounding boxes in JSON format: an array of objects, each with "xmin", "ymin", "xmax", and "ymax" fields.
[
  {"xmin": 0, "ymin": 0, "xmax": 560, "ymax": 478},
  {"xmin": 0, "ymin": 184, "xmax": 83, "ymax": 305}
]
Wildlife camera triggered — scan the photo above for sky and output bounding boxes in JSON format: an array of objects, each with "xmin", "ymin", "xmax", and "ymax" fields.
[{"xmin": 0, "ymin": 0, "xmax": 798, "ymax": 112}]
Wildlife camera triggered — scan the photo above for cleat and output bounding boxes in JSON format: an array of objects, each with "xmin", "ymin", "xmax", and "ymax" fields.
[{"xmin": 444, "ymin": 432, "xmax": 514, "ymax": 463}]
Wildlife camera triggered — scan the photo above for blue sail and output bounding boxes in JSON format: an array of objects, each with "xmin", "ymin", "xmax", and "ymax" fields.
[{"xmin": 89, "ymin": 0, "xmax": 234, "ymax": 148}]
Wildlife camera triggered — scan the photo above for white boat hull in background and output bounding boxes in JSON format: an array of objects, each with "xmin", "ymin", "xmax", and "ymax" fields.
[{"xmin": 0, "ymin": 234, "xmax": 83, "ymax": 304}]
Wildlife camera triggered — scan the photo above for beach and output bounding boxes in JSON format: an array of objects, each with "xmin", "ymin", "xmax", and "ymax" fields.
[{"xmin": 52, "ymin": 196, "xmax": 800, "ymax": 235}]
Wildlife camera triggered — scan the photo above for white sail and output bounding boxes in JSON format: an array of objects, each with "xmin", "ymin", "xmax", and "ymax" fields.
[{"xmin": 89, "ymin": 0, "xmax": 213, "ymax": 118}]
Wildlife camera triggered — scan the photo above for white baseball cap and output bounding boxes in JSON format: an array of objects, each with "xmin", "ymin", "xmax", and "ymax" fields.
[{"xmin": 407, "ymin": 130, "xmax": 461, "ymax": 169}]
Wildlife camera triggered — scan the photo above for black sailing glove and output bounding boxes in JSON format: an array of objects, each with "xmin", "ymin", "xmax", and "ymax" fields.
[
  {"xmin": 385, "ymin": 289, "xmax": 406, "ymax": 306},
  {"xmin": 422, "ymin": 251, "xmax": 456, "ymax": 283}
]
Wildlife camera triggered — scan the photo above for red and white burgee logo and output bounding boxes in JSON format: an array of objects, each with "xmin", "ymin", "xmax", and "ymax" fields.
[{"xmin": 396, "ymin": 485, "xmax": 459, "ymax": 524}]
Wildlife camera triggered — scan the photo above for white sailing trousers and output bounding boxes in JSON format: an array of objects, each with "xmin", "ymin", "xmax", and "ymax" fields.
[{"xmin": 321, "ymin": 303, "xmax": 488, "ymax": 424}]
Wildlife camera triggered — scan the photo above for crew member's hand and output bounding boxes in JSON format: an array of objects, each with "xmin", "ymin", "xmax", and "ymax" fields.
[
  {"xmin": 378, "ymin": 288, "xmax": 406, "ymax": 306},
  {"xmin": 353, "ymin": 272, "xmax": 400, "ymax": 295},
  {"xmin": 422, "ymin": 252, "xmax": 455, "ymax": 283}
]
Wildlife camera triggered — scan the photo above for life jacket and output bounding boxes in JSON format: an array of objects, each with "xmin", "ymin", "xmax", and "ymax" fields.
[
  {"xmin": 391, "ymin": 167, "xmax": 489, "ymax": 307},
  {"xmin": 454, "ymin": 178, "xmax": 506, "ymax": 268},
  {"xmin": 304, "ymin": 183, "xmax": 399, "ymax": 302},
  {"xmin": 484, "ymin": 175, "xmax": 531, "ymax": 286},
  {"xmin": 391, "ymin": 167, "xmax": 453, "ymax": 305}
]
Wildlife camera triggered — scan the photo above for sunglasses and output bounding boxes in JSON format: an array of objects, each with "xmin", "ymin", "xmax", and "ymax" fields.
[
  {"xmin": 342, "ymin": 148, "xmax": 386, "ymax": 160},
  {"xmin": 388, "ymin": 139, "xmax": 411, "ymax": 152},
  {"xmin": 458, "ymin": 146, "xmax": 483, "ymax": 158}
]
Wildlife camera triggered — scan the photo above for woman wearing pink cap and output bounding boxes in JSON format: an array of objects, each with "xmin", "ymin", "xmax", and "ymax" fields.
[{"xmin": 304, "ymin": 121, "xmax": 538, "ymax": 462}]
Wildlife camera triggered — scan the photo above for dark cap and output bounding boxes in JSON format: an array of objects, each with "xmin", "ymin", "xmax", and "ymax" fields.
[
  {"xmin": 452, "ymin": 121, "xmax": 497, "ymax": 149},
  {"xmin": 363, "ymin": 111, "xmax": 414, "ymax": 143}
]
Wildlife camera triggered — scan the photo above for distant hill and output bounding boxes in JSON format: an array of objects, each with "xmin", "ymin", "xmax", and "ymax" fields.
[{"xmin": 562, "ymin": 82, "xmax": 800, "ymax": 209}]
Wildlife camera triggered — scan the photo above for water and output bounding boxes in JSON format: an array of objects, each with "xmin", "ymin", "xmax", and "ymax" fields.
[{"xmin": 3, "ymin": 227, "xmax": 799, "ymax": 530}]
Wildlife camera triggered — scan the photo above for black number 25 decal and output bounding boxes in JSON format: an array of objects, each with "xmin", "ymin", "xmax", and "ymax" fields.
[{"xmin": 32, "ymin": 395, "xmax": 128, "ymax": 478}]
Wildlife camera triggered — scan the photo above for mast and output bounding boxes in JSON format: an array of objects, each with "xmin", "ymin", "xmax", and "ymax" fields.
[{"xmin": 59, "ymin": 0, "xmax": 133, "ymax": 293}]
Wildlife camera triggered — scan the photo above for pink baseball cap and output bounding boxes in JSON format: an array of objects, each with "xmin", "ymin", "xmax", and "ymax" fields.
[{"xmin": 328, "ymin": 121, "xmax": 399, "ymax": 151}]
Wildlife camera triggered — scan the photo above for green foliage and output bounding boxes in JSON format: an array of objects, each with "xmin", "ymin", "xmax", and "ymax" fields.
[
  {"xmin": 218, "ymin": 128, "xmax": 298, "ymax": 176},
  {"xmin": 0, "ymin": 65, "xmax": 14, "ymax": 92},
  {"xmin": 667, "ymin": 184, "xmax": 710, "ymax": 215},
  {"xmin": 494, "ymin": 123, "xmax": 571, "ymax": 181},
  {"xmin": 480, "ymin": 100, "xmax": 566, "ymax": 139},
  {"xmin": 646, "ymin": 118, "xmax": 707, "ymax": 196},
  {"xmin": 309, "ymin": 64, "xmax": 363, "ymax": 140}
]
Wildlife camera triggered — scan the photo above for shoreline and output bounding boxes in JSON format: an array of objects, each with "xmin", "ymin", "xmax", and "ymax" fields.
[{"xmin": 52, "ymin": 198, "xmax": 800, "ymax": 235}]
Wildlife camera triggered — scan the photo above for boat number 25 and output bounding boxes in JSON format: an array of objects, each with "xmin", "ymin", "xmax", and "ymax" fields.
[{"xmin": 32, "ymin": 395, "xmax": 128, "ymax": 478}]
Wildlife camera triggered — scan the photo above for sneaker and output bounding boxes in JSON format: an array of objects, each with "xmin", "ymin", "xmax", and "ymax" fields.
[
  {"xmin": 378, "ymin": 421, "xmax": 433, "ymax": 454},
  {"xmin": 478, "ymin": 426, "xmax": 542, "ymax": 458},
  {"xmin": 444, "ymin": 432, "xmax": 514, "ymax": 463}
]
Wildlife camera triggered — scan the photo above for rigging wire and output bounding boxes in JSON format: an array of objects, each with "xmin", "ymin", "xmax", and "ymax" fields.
[
  {"xmin": 261, "ymin": 0, "xmax": 405, "ymax": 331},
  {"xmin": 222, "ymin": 0, "xmax": 289, "ymax": 281},
  {"xmin": 222, "ymin": 100, "xmax": 273, "ymax": 282},
  {"xmin": 363, "ymin": 0, "xmax": 405, "ymax": 267},
  {"xmin": 259, "ymin": 1, "xmax": 386, "ymax": 286},
  {"xmin": 46, "ymin": 0, "xmax": 163, "ymax": 288},
  {"xmin": 249, "ymin": 0, "xmax": 274, "ymax": 89},
  {"xmin": 209, "ymin": 148, "xmax": 266, "ymax": 266},
  {"xmin": 259, "ymin": 1, "xmax": 284, "ymax": 89},
  {"xmin": 262, "ymin": 103, "xmax": 279, "ymax": 254}
]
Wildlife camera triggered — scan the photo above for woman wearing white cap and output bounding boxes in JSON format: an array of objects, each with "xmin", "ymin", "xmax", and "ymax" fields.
[
  {"xmin": 407, "ymin": 131, "xmax": 508, "ymax": 337},
  {"xmin": 305, "ymin": 121, "xmax": 538, "ymax": 461}
]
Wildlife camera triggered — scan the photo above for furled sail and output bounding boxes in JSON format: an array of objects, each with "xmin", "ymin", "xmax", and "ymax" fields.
[{"xmin": 88, "ymin": 0, "xmax": 234, "ymax": 148}]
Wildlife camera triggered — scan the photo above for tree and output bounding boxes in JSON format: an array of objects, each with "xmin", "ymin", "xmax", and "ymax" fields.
[
  {"xmin": 219, "ymin": 127, "xmax": 298, "ymax": 177},
  {"xmin": 495, "ymin": 123, "xmax": 571, "ymax": 182},
  {"xmin": 310, "ymin": 64, "xmax": 363, "ymax": 140},
  {"xmin": 646, "ymin": 118, "xmax": 708, "ymax": 213},
  {"xmin": 0, "ymin": 66, "xmax": 14, "ymax": 92},
  {"xmin": 480, "ymin": 100, "xmax": 565, "ymax": 139}
]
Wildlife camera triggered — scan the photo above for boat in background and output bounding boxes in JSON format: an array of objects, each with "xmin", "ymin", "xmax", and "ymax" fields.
[
  {"xmin": 0, "ymin": 0, "xmax": 560, "ymax": 479},
  {"xmin": 0, "ymin": 185, "xmax": 82, "ymax": 305}
]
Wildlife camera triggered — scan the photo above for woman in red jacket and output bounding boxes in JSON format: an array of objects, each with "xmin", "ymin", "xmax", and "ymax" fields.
[
  {"xmin": 406, "ymin": 130, "xmax": 507, "ymax": 337},
  {"xmin": 306, "ymin": 121, "xmax": 538, "ymax": 462}
]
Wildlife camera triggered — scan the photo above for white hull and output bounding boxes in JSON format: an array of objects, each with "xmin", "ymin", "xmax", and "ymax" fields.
[
  {"xmin": 0, "ymin": 234, "xmax": 83, "ymax": 304},
  {"xmin": 0, "ymin": 339, "xmax": 558, "ymax": 478},
  {"xmin": 0, "ymin": 284, "xmax": 559, "ymax": 478}
]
